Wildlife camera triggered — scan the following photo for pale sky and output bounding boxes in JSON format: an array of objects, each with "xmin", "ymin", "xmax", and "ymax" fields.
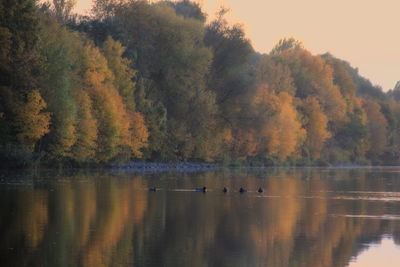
[{"xmin": 75, "ymin": 0, "xmax": 400, "ymax": 91}]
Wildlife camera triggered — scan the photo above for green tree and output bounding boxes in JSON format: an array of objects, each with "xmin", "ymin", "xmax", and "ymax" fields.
[
  {"xmin": 102, "ymin": 36, "xmax": 137, "ymax": 109},
  {"xmin": 71, "ymin": 90, "xmax": 98, "ymax": 162},
  {"xmin": 256, "ymin": 55, "xmax": 296, "ymax": 95},
  {"xmin": 87, "ymin": 1, "xmax": 220, "ymax": 161},
  {"xmin": 0, "ymin": 0, "xmax": 49, "ymax": 155},
  {"xmin": 38, "ymin": 15, "xmax": 79, "ymax": 159},
  {"xmin": 168, "ymin": 0, "xmax": 206, "ymax": 22},
  {"xmin": 334, "ymin": 107, "xmax": 368, "ymax": 161}
]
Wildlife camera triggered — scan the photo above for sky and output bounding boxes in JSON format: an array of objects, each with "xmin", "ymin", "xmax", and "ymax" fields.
[{"xmin": 74, "ymin": 0, "xmax": 399, "ymax": 91}]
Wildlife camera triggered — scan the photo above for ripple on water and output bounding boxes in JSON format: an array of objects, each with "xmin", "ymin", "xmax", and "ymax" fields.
[{"xmin": 332, "ymin": 214, "xmax": 400, "ymax": 220}]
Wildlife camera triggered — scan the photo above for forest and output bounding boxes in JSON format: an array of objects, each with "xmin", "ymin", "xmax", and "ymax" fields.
[{"xmin": 1, "ymin": 0, "xmax": 400, "ymax": 167}]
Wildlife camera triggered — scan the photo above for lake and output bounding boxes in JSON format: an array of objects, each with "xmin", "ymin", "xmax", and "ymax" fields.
[{"xmin": 1, "ymin": 167, "xmax": 400, "ymax": 267}]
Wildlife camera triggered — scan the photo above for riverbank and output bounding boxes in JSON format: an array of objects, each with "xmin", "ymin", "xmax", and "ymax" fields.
[{"xmin": 109, "ymin": 162, "xmax": 219, "ymax": 172}]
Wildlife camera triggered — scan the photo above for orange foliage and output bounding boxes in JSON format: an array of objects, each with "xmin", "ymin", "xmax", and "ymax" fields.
[
  {"xmin": 72, "ymin": 90, "xmax": 98, "ymax": 162},
  {"xmin": 255, "ymin": 87, "xmax": 305, "ymax": 161},
  {"xmin": 237, "ymin": 85, "xmax": 306, "ymax": 161},
  {"xmin": 84, "ymin": 44, "xmax": 148, "ymax": 161},
  {"xmin": 102, "ymin": 36, "xmax": 137, "ymax": 111},
  {"xmin": 277, "ymin": 49, "xmax": 347, "ymax": 127},
  {"xmin": 14, "ymin": 90, "xmax": 51, "ymax": 151},
  {"xmin": 302, "ymin": 97, "xmax": 331, "ymax": 159},
  {"xmin": 128, "ymin": 111, "xmax": 149, "ymax": 158},
  {"xmin": 256, "ymin": 55, "xmax": 296, "ymax": 94}
]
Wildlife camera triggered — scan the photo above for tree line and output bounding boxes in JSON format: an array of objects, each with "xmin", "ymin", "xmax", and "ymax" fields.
[{"xmin": 1, "ymin": 0, "xmax": 400, "ymax": 167}]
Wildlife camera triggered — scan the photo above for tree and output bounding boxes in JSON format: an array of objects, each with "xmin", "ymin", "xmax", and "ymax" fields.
[
  {"xmin": 38, "ymin": 15, "xmax": 79, "ymax": 159},
  {"xmin": 71, "ymin": 90, "xmax": 98, "ymax": 162},
  {"xmin": 128, "ymin": 111, "xmax": 149, "ymax": 158},
  {"xmin": 334, "ymin": 105, "xmax": 368, "ymax": 160},
  {"xmin": 0, "ymin": 0, "xmax": 46, "ymax": 152},
  {"xmin": 92, "ymin": 0, "xmax": 120, "ymax": 20},
  {"xmin": 250, "ymin": 85, "xmax": 305, "ymax": 162},
  {"xmin": 102, "ymin": 37, "xmax": 149, "ymax": 159},
  {"xmin": 385, "ymin": 99, "xmax": 400, "ymax": 162},
  {"xmin": 323, "ymin": 54, "xmax": 357, "ymax": 98},
  {"xmin": 256, "ymin": 55, "xmax": 296, "ymax": 95},
  {"xmin": 13, "ymin": 90, "xmax": 50, "ymax": 151},
  {"xmin": 204, "ymin": 8, "xmax": 254, "ymax": 110},
  {"xmin": 362, "ymin": 99, "xmax": 388, "ymax": 157},
  {"xmin": 270, "ymin": 37, "xmax": 303, "ymax": 55},
  {"xmin": 87, "ymin": 1, "xmax": 219, "ymax": 161},
  {"xmin": 271, "ymin": 41, "xmax": 347, "ymax": 128},
  {"xmin": 102, "ymin": 36, "xmax": 137, "ymax": 111},
  {"xmin": 301, "ymin": 97, "xmax": 331, "ymax": 159},
  {"xmin": 168, "ymin": 0, "xmax": 206, "ymax": 22},
  {"xmin": 269, "ymin": 92, "xmax": 306, "ymax": 161},
  {"xmin": 84, "ymin": 42, "xmax": 148, "ymax": 161},
  {"xmin": 52, "ymin": 0, "xmax": 76, "ymax": 23},
  {"xmin": 84, "ymin": 43, "xmax": 126, "ymax": 161}
]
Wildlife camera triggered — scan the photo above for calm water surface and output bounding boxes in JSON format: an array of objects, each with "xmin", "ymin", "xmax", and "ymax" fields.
[{"xmin": 1, "ymin": 167, "xmax": 400, "ymax": 267}]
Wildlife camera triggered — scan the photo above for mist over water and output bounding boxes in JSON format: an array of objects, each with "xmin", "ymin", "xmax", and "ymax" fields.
[{"xmin": 1, "ymin": 167, "xmax": 400, "ymax": 267}]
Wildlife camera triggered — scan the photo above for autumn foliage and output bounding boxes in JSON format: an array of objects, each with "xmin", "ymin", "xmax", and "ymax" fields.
[
  {"xmin": 301, "ymin": 97, "xmax": 331, "ymax": 159},
  {"xmin": 0, "ymin": 0, "xmax": 399, "ymax": 166},
  {"xmin": 14, "ymin": 90, "xmax": 51, "ymax": 151}
]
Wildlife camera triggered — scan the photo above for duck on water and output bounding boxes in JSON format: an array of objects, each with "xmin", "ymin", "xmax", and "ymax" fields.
[
  {"xmin": 195, "ymin": 186, "xmax": 207, "ymax": 192},
  {"xmin": 149, "ymin": 186, "xmax": 264, "ymax": 193}
]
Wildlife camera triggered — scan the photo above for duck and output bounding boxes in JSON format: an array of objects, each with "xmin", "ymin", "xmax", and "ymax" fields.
[
  {"xmin": 239, "ymin": 187, "xmax": 247, "ymax": 193},
  {"xmin": 257, "ymin": 187, "xmax": 264, "ymax": 193},
  {"xmin": 148, "ymin": 187, "xmax": 157, "ymax": 192},
  {"xmin": 223, "ymin": 187, "xmax": 228, "ymax": 193},
  {"xmin": 195, "ymin": 186, "xmax": 207, "ymax": 192}
]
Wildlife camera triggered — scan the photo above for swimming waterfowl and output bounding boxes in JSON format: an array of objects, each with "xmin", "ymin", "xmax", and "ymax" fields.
[
  {"xmin": 258, "ymin": 187, "xmax": 264, "ymax": 193},
  {"xmin": 195, "ymin": 186, "xmax": 207, "ymax": 192},
  {"xmin": 239, "ymin": 187, "xmax": 247, "ymax": 193},
  {"xmin": 149, "ymin": 187, "xmax": 157, "ymax": 192},
  {"xmin": 223, "ymin": 187, "xmax": 228, "ymax": 193}
]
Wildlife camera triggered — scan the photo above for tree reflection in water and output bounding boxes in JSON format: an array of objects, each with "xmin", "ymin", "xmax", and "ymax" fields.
[{"xmin": 1, "ymin": 168, "xmax": 400, "ymax": 267}]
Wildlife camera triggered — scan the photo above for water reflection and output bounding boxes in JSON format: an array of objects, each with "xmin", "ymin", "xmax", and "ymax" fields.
[
  {"xmin": 348, "ymin": 237, "xmax": 400, "ymax": 267},
  {"xmin": 1, "ymin": 168, "xmax": 400, "ymax": 266}
]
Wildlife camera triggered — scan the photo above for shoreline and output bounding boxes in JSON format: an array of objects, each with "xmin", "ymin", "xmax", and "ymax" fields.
[
  {"xmin": 2, "ymin": 162, "xmax": 400, "ymax": 173},
  {"xmin": 109, "ymin": 162, "xmax": 220, "ymax": 173}
]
